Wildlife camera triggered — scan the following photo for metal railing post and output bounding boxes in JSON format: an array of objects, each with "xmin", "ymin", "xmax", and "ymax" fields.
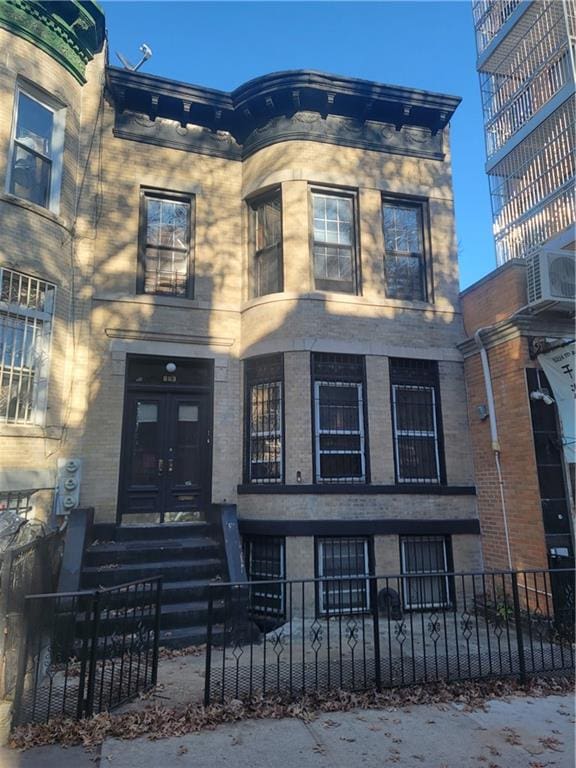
[
  {"xmin": 511, "ymin": 571, "xmax": 527, "ymax": 683},
  {"xmin": 204, "ymin": 588, "xmax": 214, "ymax": 706},
  {"xmin": 369, "ymin": 576, "xmax": 382, "ymax": 692},
  {"xmin": 85, "ymin": 591, "xmax": 101, "ymax": 717},
  {"xmin": 151, "ymin": 577, "xmax": 162, "ymax": 687}
]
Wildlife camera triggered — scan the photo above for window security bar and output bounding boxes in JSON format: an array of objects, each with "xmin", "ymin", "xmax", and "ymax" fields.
[
  {"xmin": 392, "ymin": 384, "xmax": 441, "ymax": 484},
  {"xmin": 0, "ymin": 269, "xmax": 55, "ymax": 424}
]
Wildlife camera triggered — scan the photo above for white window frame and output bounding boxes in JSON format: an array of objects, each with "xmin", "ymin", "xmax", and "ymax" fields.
[
  {"xmin": 318, "ymin": 537, "xmax": 370, "ymax": 615},
  {"xmin": 392, "ymin": 383, "xmax": 440, "ymax": 483},
  {"xmin": 7, "ymin": 82, "xmax": 66, "ymax": 214},
  {"xmin": 400, "ymin": 536, "xmax": 450, "ymax": 610},
  {"xmin": 314, "ymin": 380, "xmax": 366, "ymax": 483},
  {"xmin": 248, "ymin": 380, "xmax": 283, "ymax": 484},
  {"xmin": 0, "ymin": 268, "xmax": 56, "ymax": 425},
  {"xmin": 245, "ymin": 537, "xmax": 285, "ymax": 616}
]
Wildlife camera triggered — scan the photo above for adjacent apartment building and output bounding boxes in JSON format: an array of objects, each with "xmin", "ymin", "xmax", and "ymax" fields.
[
  {"xmin": 0, "ymin": 1, "xmax": 482, "ymax": 626},
  {"xmin": 461, "ymin": 0, "xmax": 575, "ymax": 575}
]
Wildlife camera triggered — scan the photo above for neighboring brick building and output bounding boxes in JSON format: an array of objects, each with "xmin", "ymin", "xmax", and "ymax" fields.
[
  {"xmin": 466, "ymin": 0, "xmax": 575, "ymax": 580},
  {"xmin": 1, "ymin": 2, "xmax": 483, "ymax": 629},
  {"xmin": 460, "ymin": 260, "xmax": 574, "ymax": 574}
]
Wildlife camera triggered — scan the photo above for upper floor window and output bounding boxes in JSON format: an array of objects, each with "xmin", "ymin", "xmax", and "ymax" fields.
[
  {"xmin": 382, "ymin": 199, "xmax": 428, "ymax": 301},
  {"xmin": 8, "ymin": 85, "xmax": 65, "ymax": 212},
  {"xmin": 312, "ymin": 191, "xmax": 358, "ymax": 294},
  {"xmin": 0, "ymin": 268, "xmax": 55, "ymax": 424},
  {"xmin": 250, "ymin": 191, "xmax": 283, "ymax": 297},
  {"xmin": 138, "ymin": 191, "xmax": 194, "ymax": 297},
  {"xmin": 244, "ymin": 354, "xmax": 284, "ymax": 484},
  {"xmin": 389, "ymin": 358, "xmax": 444, "ymax": 485},
  {"xmin": 312, "ymin": 353, "xmax": 367, "ymax": 483}
]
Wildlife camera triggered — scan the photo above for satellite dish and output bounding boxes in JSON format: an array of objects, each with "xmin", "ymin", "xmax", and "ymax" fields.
[{"xmin": 116, "ymin": 43, "xmax": 153, "ymax": 72}]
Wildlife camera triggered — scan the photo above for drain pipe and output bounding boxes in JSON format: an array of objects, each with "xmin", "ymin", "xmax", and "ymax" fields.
[{"xmin": 474, "ymin": 328, "xmax": 513, "ymax": 570}]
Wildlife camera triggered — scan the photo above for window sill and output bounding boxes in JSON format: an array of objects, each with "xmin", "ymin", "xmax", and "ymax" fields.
[
  {"xmin": 0, "ymin": 192, "xmax": 69, "ymax": 230},
  {"xmin": 0, "ymin": 424, "xmax": 62, "ymax": 439},
  {"xmin": 237, "ymin": 484, "xmax": 476, "ymax": 495}
]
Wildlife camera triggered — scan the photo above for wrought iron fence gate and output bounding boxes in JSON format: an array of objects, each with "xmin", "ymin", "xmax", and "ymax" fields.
[
  {"xmin": 204, "ymin": 568, "xmax": 575, "ymax": 704},
  {"xmin": 12, "ymin": 577, "xmax": 162, "ymax": 726}
]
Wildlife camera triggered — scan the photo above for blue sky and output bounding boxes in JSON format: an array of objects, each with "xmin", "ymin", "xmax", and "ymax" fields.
[{"xmin": 102, "ymin": 0, "xmax": 495, "ymax": 289}]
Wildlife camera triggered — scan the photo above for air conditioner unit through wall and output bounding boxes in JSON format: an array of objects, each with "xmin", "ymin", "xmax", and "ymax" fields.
[{"xmin": 526, "ymin": 249, "xmax": 576, "ymax": 314}]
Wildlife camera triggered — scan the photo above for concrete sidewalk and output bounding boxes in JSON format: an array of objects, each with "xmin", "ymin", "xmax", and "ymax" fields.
[{"xmin": 1, "ymin": 693, "xmax": 574, "ymax": 768}]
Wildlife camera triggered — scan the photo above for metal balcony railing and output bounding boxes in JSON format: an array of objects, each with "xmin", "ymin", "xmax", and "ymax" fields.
[
  {"xmin": 473, "ymin": 0, "xmax": 523, "ymax": 55},
  {"xmin": 479, "ymin": 1, "xmax": 574, "ymax": 156},
  {"xmin": 490, "ymin": 97, "xmax": 575, "ymax": 235},
  {"xmin": 494, "ymin": 183, "xmax": 575, "ymax": 263}
]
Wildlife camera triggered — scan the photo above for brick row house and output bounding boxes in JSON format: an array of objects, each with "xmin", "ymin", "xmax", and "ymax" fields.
[{"xmin": 0, "ymin": 1, "xmax": 483, "ymax": 640}]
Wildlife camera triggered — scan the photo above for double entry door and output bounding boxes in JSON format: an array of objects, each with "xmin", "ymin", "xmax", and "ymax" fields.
[{"xmin": 120, "ymin": 390, "xmax": 211, "ymax": 524}]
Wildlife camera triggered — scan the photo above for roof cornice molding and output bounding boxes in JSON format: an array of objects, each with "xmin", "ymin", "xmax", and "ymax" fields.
[
  {"xmin": 106, "ymin": 66, "xmax": 460, "ymax": 160},
  {"xmin": 0, "ymin": 0, "xmax": 105, "ymax": 84}
]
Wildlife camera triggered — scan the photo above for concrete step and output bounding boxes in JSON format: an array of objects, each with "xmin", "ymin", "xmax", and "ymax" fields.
[
  {"xmin": 81, "ymin": 558, "xmax": 224, "ymax": 589},
  {"xmin": 84, "ymin": 537, "xmax": 221, "ymax": 566}
]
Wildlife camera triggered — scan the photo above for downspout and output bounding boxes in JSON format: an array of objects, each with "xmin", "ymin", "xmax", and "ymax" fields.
[{"xmin": 474, "ymin": 328, "xmax": 513, "ymax": 570}]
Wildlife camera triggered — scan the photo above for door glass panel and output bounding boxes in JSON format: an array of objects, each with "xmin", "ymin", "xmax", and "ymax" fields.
[
  {"xmin": 173, "ymin": 404, "xmax": 200, "ymax": 486},
  {"xmin": 178, "ymin": 404, "xmax": 198, "ymax": 422},
  {"xmin": 130, "ymin": 400, "xmax": 160, "ymax": 485},
  {"xmin": 137, "ymin": 403, "xmax": 158, "ymax": 423}
]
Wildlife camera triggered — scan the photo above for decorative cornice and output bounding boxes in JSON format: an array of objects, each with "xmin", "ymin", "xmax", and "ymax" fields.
[
  {"xmin": 107, "ymin": 67, "xmax": 460, "ymax": 160},
  {"xmin": 114, "ymin": 112, "xmax": 242, "ymax": 160},
  {"xmin": 0, "ymin": 1, "xmax": 105, "ymax": 84},
  {"xmin": 114, "ymin": 108, "xmax": 444, "ymax": 162}
]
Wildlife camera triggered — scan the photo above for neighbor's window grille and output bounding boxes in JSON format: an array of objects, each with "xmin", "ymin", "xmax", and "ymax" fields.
[
  {"xmin": 244, "ymin": 535, "xmax": 285, "ymax": 617},
  {"xmin": 139, "ymin": 192, "xmax": 193, "ymax": 296},
  {"xmin": 0, "ymin": 268, "xmax": 55, "ymax": 424},
  {"xmin": 8, "ymin": 86, "xmax": 65, "ymax": 211},
  {"xmin": 390, "ymin": 358, "xmax": 443, "ymax": 484},
  {"xmin": 312, "ymin": 353, "xmax": 367, "ymax": 483},
  {"xmin": 312, "ymin": 191, "xmax": 357, "ymax": 293},
  {"xmin": 0, "ymin": 490, "xmax": 33, "ymax": 519},
  {"xmin": 250, "ymin": 191, "xmax": 282, "ymax": 297},
  {"xmin": 318, "ymin": 537, "xmax": 371, "ymax": 615},
  {"xmin": 383, "ymin": 200, "xmax": 427, "ymax": 301},
  {"xmin": 400, "ymin": 535, "xmax": 451, "ymax": 610},
  {"xmin": 245, "ymin": 355, "xmax": 284, "ymax": 484}
]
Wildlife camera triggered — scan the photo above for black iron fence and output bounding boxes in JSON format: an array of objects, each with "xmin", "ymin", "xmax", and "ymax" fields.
[
  {"xmin": 12, "ymin": 577, "xmax": 162, "ymax": 726},
  {"xmin": 0, "ymin": 532, "xmax": 63, "ymax": 700},
  {"xmin": 204, "ymin": 568, "xmax": 575, "ymax": 704}
]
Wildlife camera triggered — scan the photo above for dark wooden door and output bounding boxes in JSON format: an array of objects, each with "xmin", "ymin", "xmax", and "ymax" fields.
[{"xmin": 119, "ymin": 391, "xmax": 211, "ymax": 523}]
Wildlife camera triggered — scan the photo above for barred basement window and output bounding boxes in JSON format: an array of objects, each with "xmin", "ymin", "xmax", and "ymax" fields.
[
  {"xmin": 390, "ymin": 358, "xmax": 444, "ymax": 484},
  {"xmin": 318, "ymin": 537, "xmax": 371, "ymax": 615},
  {"xmin": 138, "ymin": 190, "xmax": 194, "ymax": 297},
  {"xmin": 0, "ymin": 268, "xmax": 55, "ymax": 424},
  {"xmin": 245, "ymin": 355, "xmax": 284, "ymax": 483},
  {"xmin": 0, "ymin": 490, "xmax": 33, "ymax": 519},
  {"xmin": 244, "ymin": 535, "xmax": 285, "ymax": 617},
  {"xmin": 312, "ymin": 191, "xmax": 357, "ymax": 293},
  {"xmin": 250, "ymin": 190, "xmax": 283, "ymax": 297},
  {"xmin": 382, "ymin": 199, "xmax": 428, "ymax": 301},
  {"xmin": 312, "ymin": 353, "xmax": 367, "ymax": 483},
  {"xmin": 400, "ymin": 535, "xmax": 451, "ymax": 610}
]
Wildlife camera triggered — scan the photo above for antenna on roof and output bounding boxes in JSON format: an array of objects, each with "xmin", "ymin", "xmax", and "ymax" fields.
[{"xmin": 116, "ymin": 43, "xmax": 153, "ymax": 72}]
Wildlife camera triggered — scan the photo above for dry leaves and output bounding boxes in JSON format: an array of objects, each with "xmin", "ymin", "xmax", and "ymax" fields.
[{"xmin": 8, "ymin": 674, "xmax": 574, "ymax": 752}]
